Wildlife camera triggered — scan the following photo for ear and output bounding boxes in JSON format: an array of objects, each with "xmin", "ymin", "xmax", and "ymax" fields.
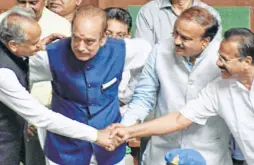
[
  {"xmin": 243, "ymin": 56, "xmax": 253, "ymax": 69},
  {"xmin": 7, "ymin": 40, "xmax": 18, "ymax": 53},
  {"xmin": 127, "ymin": 32, "xmax": 132, "ymax": 39},
  {"xmin": 76, "ymin": 0, "xmax": 82, "ymax": 6},
  {"xmin": 100, "ymin": 33, "xmax": 107, "ymax": 47},
  {"xmin": 201, "ymin": 37, "xmax": 211, "ymax": 50}
]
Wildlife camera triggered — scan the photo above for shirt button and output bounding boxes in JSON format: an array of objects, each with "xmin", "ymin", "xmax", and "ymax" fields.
[
  {"xmin": 86, "ymin": 66, "xmax": 90, "ymax": 70},
  {"xmin": 88, "ymin": 84, "xmax": 92, "ymax": 88}
]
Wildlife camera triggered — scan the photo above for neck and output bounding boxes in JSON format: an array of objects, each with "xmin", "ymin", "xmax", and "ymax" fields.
[
  {"xmin": 171, "ymin": 0, "xmax": 193, "ymax": 15},
  {"xmin": 64, "ymin": 12, "xmax": 75, "ymax": 23},
  {"xmin": 237, "ymin": 66, "xmax": 254, "ymax": 91}
]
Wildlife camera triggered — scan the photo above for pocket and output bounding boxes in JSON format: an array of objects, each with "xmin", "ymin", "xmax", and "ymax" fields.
[{"xmin": 101, "ymin": 77, "xmax": 118, "ymax": 91}]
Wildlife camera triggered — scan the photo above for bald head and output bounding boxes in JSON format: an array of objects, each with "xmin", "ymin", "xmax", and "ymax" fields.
[{"xmin": 72, "ymin": 5, "xmax": 107, "ymax": 35}]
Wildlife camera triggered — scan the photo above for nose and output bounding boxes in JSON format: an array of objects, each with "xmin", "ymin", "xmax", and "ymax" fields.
[
  {"xmin": 23, "ymin": 2, "xmax": 31, "ymax": 9},
  {"xmin": 174, "ymin": 35, "xmax": 182, "ymax": 46},
  {"xmin": 36, "ymin": 42, "xmax": 44, "ymax": 51},
  {"xmin": 216, "ymin": 58, "xmax": 223, "ymax": 67},
  {"xmin": 77, "ymin": 41, "xmax": 89, "ymax": 53}
]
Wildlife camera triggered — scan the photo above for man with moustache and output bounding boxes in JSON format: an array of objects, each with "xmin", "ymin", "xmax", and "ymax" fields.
[
  {"xmin": 48, "ymin": 0, "xmax": 82, "ymax": 22},
  {"xmin": 31, "ymin": 5, "xmax": 151, "ymax": 165},
  {"xmin": 0, "ymin": 7, "xmax": 115, "ymax": 165},
  {"xmin": 119, "ymin": 7, "xmax": 232, "ymax": 165},
  {"xmin": 111, "ymin": 27, "xmax": 254, "ymax": 165}
]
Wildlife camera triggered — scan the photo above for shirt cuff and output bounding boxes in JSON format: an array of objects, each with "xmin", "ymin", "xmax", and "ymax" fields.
[
  {"xmin": 121, "ymin": 114, "xmax": 139, "ymax": 126},
  {"xmin": 83, "ymin": 127, "xmax": 98, "ymax": 143}
]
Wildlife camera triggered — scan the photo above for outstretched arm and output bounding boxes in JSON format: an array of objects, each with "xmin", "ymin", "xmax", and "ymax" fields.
[{"xmin": 111, "ymin": 112, "xmax": 192, "ymax": 141}]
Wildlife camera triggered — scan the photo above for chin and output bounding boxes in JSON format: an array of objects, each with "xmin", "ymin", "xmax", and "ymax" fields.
[
  {"xmin": 221, "ymin": 72, "xmax": 231, "ymax": 79},
  {"xmin": 76, "ymin": 56, "xmax": 91, "ymax": 61}
]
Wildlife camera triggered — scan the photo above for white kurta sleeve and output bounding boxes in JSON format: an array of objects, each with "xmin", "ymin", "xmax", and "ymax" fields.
[
  {"xmin": 0, "ymin": 68, "xmax": 98, "ymax": 142},
  {"xmin": 29, "ymin": 50, "xmax": 53, "ymax": 83},
  {"xmin": 123, "ymin": 38, "xmax": 152, "ymax": 71},
  {"xmin": 179, "ymin": 81, "xmax": 219, "ymax": 125}
]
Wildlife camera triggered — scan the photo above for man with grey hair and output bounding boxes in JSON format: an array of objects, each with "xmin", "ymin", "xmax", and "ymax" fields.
[
  {"xmin": 0, "ymin": 7, "xmax": 117, "ymax": 165},
  {"xmin": 0, "ymin": 1, "xmax": 71, "ymax": 164}
]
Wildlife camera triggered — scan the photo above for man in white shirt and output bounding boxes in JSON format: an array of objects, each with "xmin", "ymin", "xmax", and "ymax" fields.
[
  {"xmin": 0, "ymin": 7, "xmax": 115, "ymax": 165},
  {"xmin": 119, "ymin": 7, "xmax": 231, "ymax": 165},
  {"xmin": 111, "ymin": 28, "xmax": 254, "ymax": 165}
]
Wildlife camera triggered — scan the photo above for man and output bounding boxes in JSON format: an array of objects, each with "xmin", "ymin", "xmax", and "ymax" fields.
[
  {"xmin": 135, "ymin": 0, "xmax": 222, "ymax": 45},
  {"xmin": 0, "ymin": 7, "xmax": 115, "ymax": 165},
  {"xmin": 31, "ymin": 5, "xmax": 151, "ymax": 165},
  {"xmin": 105, "ymin": 7, "xmax": 135, "ymax": 113},
  {"xmin": 111, "ymin": 27, "xmax": 254, "ymax": 165},
  {"xmin": 0, "ymin": 1, "xmax": 71, "ymax": 164},
  {"xmin": 47, "ymin": 0, "xmax": 82, "ymax": 22},
  {"xmin": 105, "ymin": 7, "xmax": 142, "ymax": 165},
  {"xmin": 118, "ymin": 7, "xmax": 231, "ymax": 165}
]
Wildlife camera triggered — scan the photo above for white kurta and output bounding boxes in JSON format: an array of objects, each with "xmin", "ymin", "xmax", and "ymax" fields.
[
  {"xmin": 180, "ymin": 77, "xmax": 254, "ymax": 165},
  {"xmin": 122, "ymin": 38, "xmax": 232, "ymax": 165}
]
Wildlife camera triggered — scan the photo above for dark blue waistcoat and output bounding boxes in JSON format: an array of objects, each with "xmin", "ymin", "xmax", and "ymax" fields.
[{"xmin": 44, "ymin": 38, "xmax": 126, "ymax": 165}]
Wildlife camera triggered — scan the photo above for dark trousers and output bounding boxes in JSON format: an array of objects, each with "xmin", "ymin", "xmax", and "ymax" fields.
[
  {"xmin": 24, "ymin": 125, "xmax": 46, "ymax": 165},
  {"xmin": 0, "ymin": 130, "xmax": 23, "ymax": 165}
]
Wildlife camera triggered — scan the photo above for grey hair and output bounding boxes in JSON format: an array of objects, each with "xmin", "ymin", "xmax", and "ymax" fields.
[{"xmin": 0, "ymin": 6, "xmax": 36, "ymax": 45}]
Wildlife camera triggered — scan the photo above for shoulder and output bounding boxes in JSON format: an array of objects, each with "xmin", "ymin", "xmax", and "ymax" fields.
[
  {"xmin": 47, "ymin": 37, "xmax": 71, "ymax": 51},
  {"xmin": 0, "ymin": 68, "xmax": 18, "ymax": 87},
  {"xmin": 138, "ymin": 0, "xmax": 160, "ymax": 16},
  {"xmin": 124, "ymin": 38, "xmax": 151, "ymax": 51},
  {"xmin": 39, "ymin": 8, "xmax": 71, "ymax": 36}
]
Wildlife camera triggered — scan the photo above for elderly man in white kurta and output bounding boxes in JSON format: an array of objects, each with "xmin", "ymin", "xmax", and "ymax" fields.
[{"xmin": 121, "ymin": 7, "xmax": 232, "ymax": 165}]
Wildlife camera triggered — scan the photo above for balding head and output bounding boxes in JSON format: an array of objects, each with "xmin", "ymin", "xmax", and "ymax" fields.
[
  {"xmin": 177, "ymin": 6, "xmax": 219, "ymax": 41},
  {"xmin": 72, "ymin": 5, "xmax": 108, "ymax": 35},
  {"xmin": 71, "ymin": 5, "xmax": 108, "ymax": 62}
]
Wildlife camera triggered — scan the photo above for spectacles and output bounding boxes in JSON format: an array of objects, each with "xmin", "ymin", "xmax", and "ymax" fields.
[{"xmin": 218, "ymin": 55, "xmax": 242, "ymax": 64}]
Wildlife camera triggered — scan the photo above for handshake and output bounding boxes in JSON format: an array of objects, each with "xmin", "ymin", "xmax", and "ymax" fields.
[{"xmin": 95, "ymin": 123, "xmax": 133, "ymax": 152}]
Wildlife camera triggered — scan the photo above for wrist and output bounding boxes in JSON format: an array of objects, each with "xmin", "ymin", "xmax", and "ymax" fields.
[{"xmin": 94, "ymin": 130, "xmax": 100, "ymax": 143}]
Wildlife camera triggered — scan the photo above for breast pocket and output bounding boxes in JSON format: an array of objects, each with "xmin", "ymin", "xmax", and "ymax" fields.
[{"xmin": 101, "ymin": 77, "xmax": 119, "ymax": 98}]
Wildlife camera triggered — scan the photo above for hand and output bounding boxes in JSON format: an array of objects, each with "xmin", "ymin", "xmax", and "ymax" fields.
[
  {"xmin": 128, "ymin": 137, "xmax": 140, "ymax": 148},
  {"xmin": 40, "ymin": 33, "xmax": 67, "ymax": 49},
  {"xmin": 95, "ymin": 129, "xmax": 117, "ymax": 152},
  {"xmin": 27, "ymin": 125, "xmax": 37, "ymax": 137},
  {"xmin": 109, "ymin": 123, "xmax": 131, "ymax": 146}
]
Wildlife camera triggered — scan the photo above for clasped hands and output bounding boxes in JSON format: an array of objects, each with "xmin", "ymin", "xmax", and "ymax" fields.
[{"xmin": 95, "ymin": 123, "xmax": 132, "ymax": 152}]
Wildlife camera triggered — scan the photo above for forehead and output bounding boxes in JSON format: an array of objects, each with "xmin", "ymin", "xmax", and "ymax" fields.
[
  {"xmin": 73, "ymin": 16, "xmax": 103, "ymax": 37},
  {"xmin": 24, "ymin": 21, "xmax": 41, "ymax": 38},
  {"xmin": 107, "ymin": 19, "xmax": 129, "ymax": 33},
  {"xmin": 219, "ymin": 40, "xmax": 239, "ymax": 57},
  {"xmin": 175, "ymin": 18, "xmax": 205, "ymax": 38}
]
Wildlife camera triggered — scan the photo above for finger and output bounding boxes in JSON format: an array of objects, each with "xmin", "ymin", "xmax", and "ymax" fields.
[
  {"xmin": 109, "ymin": 128, "xmax": 120, "ymax": 139},
  {"xmin": 27, "ymin": 129, "xmax": 34, "ymax": 137}
]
